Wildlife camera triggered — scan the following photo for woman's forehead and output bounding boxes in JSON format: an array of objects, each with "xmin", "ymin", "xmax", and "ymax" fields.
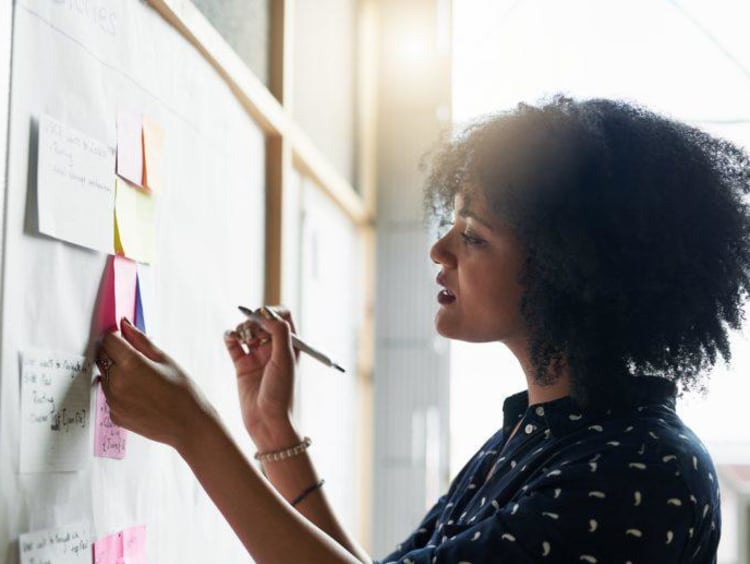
[
  {"xmin": 452, "ymin": 190, "xmax": 499, "ymax": 230},
  {"xmin": 453, "ymin": 188, "xmax": 488, "ymax": 214}
]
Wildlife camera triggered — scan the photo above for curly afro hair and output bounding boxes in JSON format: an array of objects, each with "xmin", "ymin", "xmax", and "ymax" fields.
[{"xmin": 424, "ymin": 96, "xmax": 750, "ymax": 408}]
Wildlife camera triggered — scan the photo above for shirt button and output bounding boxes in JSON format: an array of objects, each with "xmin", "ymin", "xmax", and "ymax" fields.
[
  {"xmin": 535, "ymin": 406, "xmax": 545, "ymax": 417},
  {"xmin": 524, "ymin": 424, "xmax": 535, "ymax": 434}
]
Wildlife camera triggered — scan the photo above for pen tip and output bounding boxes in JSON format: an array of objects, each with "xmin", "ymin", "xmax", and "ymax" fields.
[
  {"xmin": 238, "ymin": 305, "xmax": 253, "ymax": 315},
  {"xmin": 333, "ymin": 364, "xmax": 346, "ymax": 373}
]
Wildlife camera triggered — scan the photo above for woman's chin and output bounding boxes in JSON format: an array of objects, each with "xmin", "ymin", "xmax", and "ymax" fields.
[{"xmin": 434, "ymin": 311, "xmax": 460, "ymax": 339}]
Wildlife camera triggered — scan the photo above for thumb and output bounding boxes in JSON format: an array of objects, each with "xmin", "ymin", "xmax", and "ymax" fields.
[
  {"xmin": 120, "ymin": 317, "xmax": 165, "ymax": 362},
  {"xmin": 255, "ymin": 314, "xmax": 295, "ymax": 363}
]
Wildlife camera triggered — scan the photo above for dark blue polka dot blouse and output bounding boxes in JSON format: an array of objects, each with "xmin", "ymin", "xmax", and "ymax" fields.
[{"xmin": 378, "ymin": 376, "xmax": 720, "ymax": 563}]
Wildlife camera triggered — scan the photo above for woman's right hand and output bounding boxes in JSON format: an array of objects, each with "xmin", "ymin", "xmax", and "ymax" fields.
[{"xmin": 223, "ymin": 307, "xmax": 301, "ymax": 451}]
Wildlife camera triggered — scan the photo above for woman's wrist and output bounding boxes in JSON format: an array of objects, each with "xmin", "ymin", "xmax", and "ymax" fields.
[
  {"xmin": 248, "ymin": 419, "xmax": 302, "ymax": 453},
  {"xmin": 174, "ymin": 404, "xmax": 224, "ymax": 459}
]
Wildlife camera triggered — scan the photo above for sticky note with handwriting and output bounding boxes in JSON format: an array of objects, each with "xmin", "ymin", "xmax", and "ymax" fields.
[
  {"xmin": 116, "ymin": 111, "xmax": 144, "ymax": 187},
  {"xmin": 37, "ymin": 114, "xmax": 115, "ymax": 253},
  {"xmin": 93, "ymin": 525, "xmax": 146, "ymax": 564},
  {"xmin": 114, "ymin": 178, "xmax": 156, "ymax": 264},
  {"xmin": 20, "ymin": 351, "xmax": 91, "ymax": 473},
  {"xmin": 19, "ymin": 521, "xmax": 92, "ymax": 564},
  {"xmin": 94, "ymin": 382, "xmax": 126, "ymax": 458}
]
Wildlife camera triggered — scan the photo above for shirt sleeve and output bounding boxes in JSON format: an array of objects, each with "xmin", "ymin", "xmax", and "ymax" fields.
[
  {"xmin": 379, "ymin": 454, "xmax": 709, "ymax": 563},
  {"xmin": 377, "ymin": 494, "xmax": 448, "ymax": 563},
  {"xmin": 377, "ymin": 431, "xmax": 504, "ymax": 563}
]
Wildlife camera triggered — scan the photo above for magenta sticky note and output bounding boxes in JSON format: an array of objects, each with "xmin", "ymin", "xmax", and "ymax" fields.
[
  {"xmin": 116, "ymin": 111, "xmax": 144, "ymax": 187},
  {"xmin": 96, "ymin": 255, "xmax": 137, "ymax": 333},
  {"xmin": 94, "ymin": 382, "xmax": 127, "ymax": 458},
  {"xmin": 93, "ymin": 525, "xmax": 146, "ymax": 564},
  {"xmin": 114, "ymin": 256, "xmax": 138, "ymax": 327}
]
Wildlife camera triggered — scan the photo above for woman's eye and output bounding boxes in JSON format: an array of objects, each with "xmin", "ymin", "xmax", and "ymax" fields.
[{"xmin": 461, "ymin": 231, "xmax": 485, "ymax": 246}]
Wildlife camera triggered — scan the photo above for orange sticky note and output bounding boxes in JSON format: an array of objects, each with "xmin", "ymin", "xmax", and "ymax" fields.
[{"xmin": 142, "ymin": 116, "xmax": 164, "ymax": 192}]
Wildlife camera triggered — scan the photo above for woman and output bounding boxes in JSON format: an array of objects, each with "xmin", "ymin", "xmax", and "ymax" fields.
[{"xmin": 98, "ymin": 96, "xmax": 750, "ymax": 563}]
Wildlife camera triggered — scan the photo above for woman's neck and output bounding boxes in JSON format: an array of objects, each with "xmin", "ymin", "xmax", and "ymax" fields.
[{"xmin": 504, "ymin": 337, "xmax": 572, "ymax": 405}]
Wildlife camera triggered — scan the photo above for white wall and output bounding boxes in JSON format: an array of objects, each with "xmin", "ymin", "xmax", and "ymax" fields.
[
  {"xmin": 1, "ymin": 2, "xmax": 265, "ymax": 561},
  {"xmin": 0, "ymin": 0, "xmax": 12, "ymax": 284}
]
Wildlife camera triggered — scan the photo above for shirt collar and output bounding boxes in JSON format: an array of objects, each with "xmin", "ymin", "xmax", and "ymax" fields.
[{"xmin": 501, "ymin": 376, "xmax": 677, "ymax": 437}]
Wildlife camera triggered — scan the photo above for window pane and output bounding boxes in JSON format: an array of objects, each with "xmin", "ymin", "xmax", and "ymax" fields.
[{"xmin": 192, "ymin": 0, "xmax": 270, "ymax": 86}]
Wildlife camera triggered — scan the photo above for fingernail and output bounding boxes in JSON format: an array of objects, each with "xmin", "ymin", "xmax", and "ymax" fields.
[
  {"xmin": 224, "ymin": 330, "xmax": 233, "ymax": 340},
  {"xmin": 121, "ymin": 317, "xmax": 133, "ymax": 327}
]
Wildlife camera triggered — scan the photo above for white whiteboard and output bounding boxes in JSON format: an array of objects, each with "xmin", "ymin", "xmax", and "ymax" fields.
[{"xmin": 1, "ymin": 1, "xmax": 266, "ymax": 562}]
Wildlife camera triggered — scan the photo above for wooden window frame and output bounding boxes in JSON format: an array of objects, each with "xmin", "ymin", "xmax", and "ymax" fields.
[{"xmin": 146, "ymin": 0, "xmax": 377, "ymax": 546}]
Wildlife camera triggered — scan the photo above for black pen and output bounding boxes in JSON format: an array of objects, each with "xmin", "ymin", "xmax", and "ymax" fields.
[{"xmin": 238, "ymin": 305, "xmax": 346, "ymax": 373}]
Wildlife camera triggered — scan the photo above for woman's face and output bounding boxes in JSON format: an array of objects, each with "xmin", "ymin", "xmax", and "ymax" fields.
[{"xmin": 429, "ymin": 190, "xmax": 527, "ymax": 343}]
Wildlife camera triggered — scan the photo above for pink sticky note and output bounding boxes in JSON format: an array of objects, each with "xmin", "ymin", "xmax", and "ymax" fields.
[
  {"xmin": 94, "ymin": 525, "xmax": 146, "ymax": 564},
  {"xmin": 122, "ymin": 525, "xmax": 146, "ymax": 563},
  {"xmin": 94, "ymin": 255, "xmax": 137, "ymax": 459},
  {"xmin": 93, "ymin": 530, "xmax": 122, "ymax": 564},
  {"xmin": 96, "ymin": 255, "xmax": 138, "ymax": 332},
  {"xmin": 94, "ymin": 383, "xmax": 127, "ymax": 458},
  {"xmin": 116, "ymin": 111, "xmax": 144, "ymax": 187},
  {"xmin": 114, "ymin": 256, "xmax": 138, "ymax": 326}
]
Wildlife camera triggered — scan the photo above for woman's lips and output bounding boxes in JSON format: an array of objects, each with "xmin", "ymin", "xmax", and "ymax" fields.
[
  {"xmin": 437, "ymin": 289, "xmax": 456, "ymax": 305},
  {"xmin": 436, "ymin": 272, "xmax": 456, "ymax": 304}
]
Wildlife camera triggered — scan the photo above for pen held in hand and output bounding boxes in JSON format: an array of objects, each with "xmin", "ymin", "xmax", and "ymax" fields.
[{"xmin": 237, "ymin": 305, "xmax": 346, "ymax": 373}]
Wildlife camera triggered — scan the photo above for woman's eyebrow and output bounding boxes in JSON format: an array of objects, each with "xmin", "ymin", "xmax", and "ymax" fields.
[{"xmin": 458, "ymin": 208, "xmax": 494, "ymax": 231}]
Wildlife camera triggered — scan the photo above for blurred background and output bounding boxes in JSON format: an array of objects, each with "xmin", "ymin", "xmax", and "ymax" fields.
[{"xmin": 152, "ymin": 0, "xmax": 750, "ymax": 561}]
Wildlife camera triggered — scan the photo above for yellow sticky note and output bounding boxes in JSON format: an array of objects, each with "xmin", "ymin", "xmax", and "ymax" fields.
[
  {"xmin": 115, "ymin": 178, "xmax": 156, "ymax": 263},
  {"xmin": 142, "ymin": 116, "xmax": 164, "ymax": 192}
]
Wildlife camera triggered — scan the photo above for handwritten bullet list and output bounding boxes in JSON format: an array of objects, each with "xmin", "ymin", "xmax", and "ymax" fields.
[
  {"xmin": 20, "ymin": 351, "xmax": 91, "ymax": 473},
  {"xmin": 95, "ymin": 384, "xmax": 127, "ymax": 458}
]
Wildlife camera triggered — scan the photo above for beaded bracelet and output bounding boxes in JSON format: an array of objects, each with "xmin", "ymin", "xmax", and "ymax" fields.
[
  {"xmin": 291, "ymin": 479, "xmax": 325, "ymax": 507},
  {"xmin": 254, "ymin": 436, "xmax": 312, "ymax": 462}
]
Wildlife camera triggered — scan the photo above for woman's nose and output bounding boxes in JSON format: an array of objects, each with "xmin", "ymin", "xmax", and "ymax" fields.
[{"xmin": 430, "ymin": 232, "xmax": 456, "ymax": 267}]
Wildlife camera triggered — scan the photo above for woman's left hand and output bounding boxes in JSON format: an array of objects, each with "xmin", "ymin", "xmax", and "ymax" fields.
[{"xmin": 96, "ymin": 318, "xmax": 214, "ymax": 450}]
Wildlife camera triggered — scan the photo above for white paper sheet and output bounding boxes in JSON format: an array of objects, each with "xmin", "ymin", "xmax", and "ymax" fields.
[
  {"xmin": 19, "ymin": 521, "xmax": 92, "ymax": 564},
  {"xmin": 37, "ymin": 114, "xmax": 115, "ymax": 253},
  {"xmin": 20, "ymin": 350, "xmax": 92, "ymax": 473},
  {"xmin": 116, "ymin": 110, "xmax": 143, "ymax": 186}
]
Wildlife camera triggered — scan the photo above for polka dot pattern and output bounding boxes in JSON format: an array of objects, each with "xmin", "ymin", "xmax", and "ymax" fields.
[{"xmin": 377, "ymin": 377, "xmax": 720, "ymax": 564}]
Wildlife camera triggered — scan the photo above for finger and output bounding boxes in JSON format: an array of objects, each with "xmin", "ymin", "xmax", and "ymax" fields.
[
  {"xmin": 100, "ymin": 330, "xmax": 141, "ymax": 365},
  {"xmin": 98, "ymin": 362, "xmax": 114, "ymax": 402},
  {"xmin": 263, "ymin": 307, "xmax": 300, "ymax": 361},
  {"xmin": 253, "ymin": 313, "xmax": 294, "ymax": 359},
  {"xmin": 234, "ymin": 320, "xmax": 269, "ymax": 344},
  {"xmin": 224, "ymin": 330, "xmax": 249, "ymax": 363},
  {"xmin": 120, "ymin": 317, "xmax": 164, "ymax": 362},
  {"xmin": 270, "ymin": 305, "xmax": 297, "ymax": 335}
]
